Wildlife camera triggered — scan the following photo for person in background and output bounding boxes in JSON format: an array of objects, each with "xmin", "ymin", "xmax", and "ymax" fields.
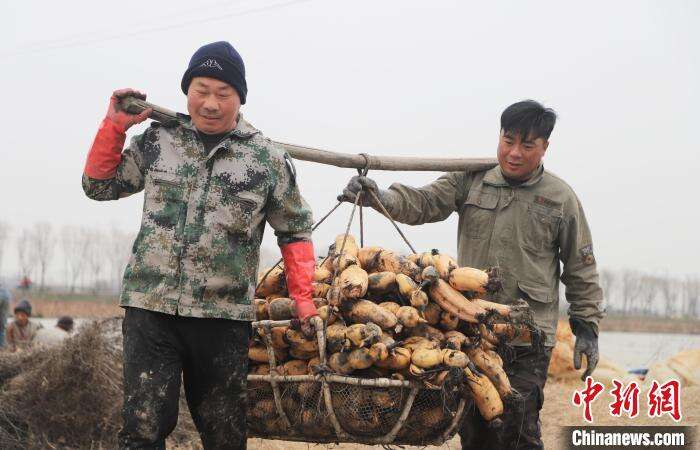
[
  {"xmin": 5, "ymin": 299, "xmax": 43, "ymax": 353},
  {"xmin": 57, "ymin": 316, "xmax": 75, "ymax": 333},
  {"xmin": 0, "ymin": 282, "xmax": 11, "ymax": 348},
  {"xmin": 34, "ymin": 315, "xmax": 75, "ymax": 348}
]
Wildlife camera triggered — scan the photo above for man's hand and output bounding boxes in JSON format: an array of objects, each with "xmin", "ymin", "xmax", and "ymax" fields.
[
  {"xmin": 106, "ymin": 88, "xmax": 152, "ymax": 132},
  {"xmin": 340, "ymin": 175, "xmax": 389, "ymax": 207},
  {"xmin": 570, "ymin": 318, "xmax": 599, "ymax": 381}
]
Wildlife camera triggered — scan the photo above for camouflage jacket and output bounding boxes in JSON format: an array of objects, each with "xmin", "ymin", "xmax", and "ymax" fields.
[
  {"xmin": 83, "ymin": 115, "xmax": 313, "ymax": 321},
  {"xmin": 383, "ymin": 164, "xmax": 605, "ymax": 346}
]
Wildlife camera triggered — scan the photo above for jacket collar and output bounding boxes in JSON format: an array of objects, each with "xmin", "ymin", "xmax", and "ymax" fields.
[{"xmin": 483, "ymin": 163, "xmax": 545, "ymax": 188}]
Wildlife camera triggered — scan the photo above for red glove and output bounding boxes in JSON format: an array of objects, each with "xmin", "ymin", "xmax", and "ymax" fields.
[
  {"xmin": 281, "ymin": 240, "xmax": 318, "ymax": 321},
  {"xmin": 83, "ymin": 89, "xmax": 152, "ymax": 180}
]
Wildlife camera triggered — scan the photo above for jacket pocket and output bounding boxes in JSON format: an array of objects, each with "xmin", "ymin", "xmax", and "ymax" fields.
[
  {"xmin": 517, "ymin": 280, "xmax": 555, "ymax": 304},
  {"xmin": 461, "ymin": 190, "xmax": 498, "ymax": 239},
  {"xmin": 522, "ymin": 202, "xmax": 562, "ymax": 252},
  {"xmin": 122, "ymin": 170, "xmax": 187, "ymax": 294},
  {"xmin": 213, "ymin": 191, "xmax": 263, "ymax": 239},
  {"xmin": 145, "ymin": 171, "xmax": 186, "ymax": 231}
]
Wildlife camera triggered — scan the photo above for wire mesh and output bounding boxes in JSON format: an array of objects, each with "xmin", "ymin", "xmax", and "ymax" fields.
[{"xmin": 246, "ymin": 377, "xmax": 464, "ymax": 444}]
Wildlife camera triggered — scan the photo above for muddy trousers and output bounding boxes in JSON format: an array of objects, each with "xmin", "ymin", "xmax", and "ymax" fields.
[
  {"xmin": 459, "ymin": 345, "xmax": 553, "ymax": 450},
  {"xmin": 118, "ymin": 307, "xmax": 251, "ymax": 450}
]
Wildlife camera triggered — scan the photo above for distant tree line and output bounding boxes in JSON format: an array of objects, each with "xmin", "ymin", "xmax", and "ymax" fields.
[
  {"xmin": 0, "ymin": 221, "xmax": 698, "ymax": 318},
  {"xmin": 599, "ymin": 269, "xmax": 699, "ymax": 318},
  {"xmin": 0, "ymin": 220, "xmax": 134, "ymax": 295}
]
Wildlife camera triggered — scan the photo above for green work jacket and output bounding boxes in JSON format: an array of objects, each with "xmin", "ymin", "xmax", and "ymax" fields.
[{"xmin": 383, "ymin": 164, "xmax": 604, "ymax": 346}]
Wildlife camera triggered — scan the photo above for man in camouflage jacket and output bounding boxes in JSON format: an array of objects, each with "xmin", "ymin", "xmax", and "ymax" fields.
[
  {"xmin": 83, "ymin": 41, "xmax": 317, "ymax": 450},
  {"xmin": 343, "ymin": 101, "xmax": 605, "ymax": 450}
]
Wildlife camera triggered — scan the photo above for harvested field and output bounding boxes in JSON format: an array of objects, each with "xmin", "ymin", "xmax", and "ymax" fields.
[
  {"xmin": 2, "ymin": 316, "xmax": 697, "ymax": 449},
  {"xmin": 601, "ymin": 314, "xmax": 700, "ymax": 335},
  {"xmin": 8, "ymin": 297, "xmax": 122, "ymax": 318}
]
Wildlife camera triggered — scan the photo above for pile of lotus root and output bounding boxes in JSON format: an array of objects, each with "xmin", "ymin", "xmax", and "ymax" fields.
[{"xmin": 250, "ymin": 234, "xmax": 538, "ymax": 424}]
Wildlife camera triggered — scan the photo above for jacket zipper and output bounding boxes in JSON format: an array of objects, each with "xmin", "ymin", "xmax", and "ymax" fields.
[
  {"xmin": 153, "ymin": 178, "xmax": 182, "ymax": 188},
  {"xmin": 232, "ymin": 195, "xmax": 257, "ymax": 210}
]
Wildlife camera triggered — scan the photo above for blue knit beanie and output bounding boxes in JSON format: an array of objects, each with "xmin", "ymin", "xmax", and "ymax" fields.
[
  {"xmin": 181, "ymin": 41, "xmax": 247, "ymax": 104},
  {"xmin": 14, "ymin": 299, "xmax": 32, "ymax": 316}
]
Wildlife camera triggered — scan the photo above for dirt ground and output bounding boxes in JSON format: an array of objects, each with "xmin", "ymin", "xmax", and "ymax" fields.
[{"xmin": 9, "ymin": 297, "xmax": 699, "ymax": 449}]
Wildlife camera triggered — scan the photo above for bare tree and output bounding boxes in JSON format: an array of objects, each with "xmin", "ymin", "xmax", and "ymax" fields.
[
  {"xmin": 638, "ymin": 275, "xmax": 659, "ymax": 316},
  {"xmin": 60, "ymin": 225, "xmax": 89, "ymax": 293},
  {"xmin": 620, "ymin": 270, "xmax": 642, "ymax": 314},
  {"xmin": 0, "ymin": 221, "xmax": 10, "ymax": 277},
  {"xmin": 107, "ymin": 227, "xmax": 136, "ymax": 293},
  {"xmin": 83, "ymin": 229, "xmax": 105, "ymax": 294},
  {"xmin": 683, "ymin": 276, "xmax": 699, "ymax": 318},
  {"xmin": 658, "ymin": 275, "xmax": 679, "ymax": 317},
  {"xmin": 30, "ymin": 222, "xmax": 55, "ymax": 292},
  {"xmin": 599, "ymin": 269, "xmax": 618, "ymax": 312},
  {"xmin": 16, "ymin": 228, "xmax": 36, "ymax": 282}
]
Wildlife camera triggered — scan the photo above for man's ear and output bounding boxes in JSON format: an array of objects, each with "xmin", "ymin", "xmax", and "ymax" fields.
[{"xmin": 543, "ymin": 140, "xmax": 549, "ymax": 153}]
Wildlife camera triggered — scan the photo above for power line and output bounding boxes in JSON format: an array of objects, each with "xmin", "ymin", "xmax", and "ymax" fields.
[
  {"xmin": 11, "ymin": 0, "xmax": 256, "ymax": 53},
  {"xmin": 0, "ymin": 0, "xmax": 312, "ymax": 59}
]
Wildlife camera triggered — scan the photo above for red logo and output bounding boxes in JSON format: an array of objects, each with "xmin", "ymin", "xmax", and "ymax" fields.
[
  {"xmin": 572, "ymin": 377, "xmax": 682, "ymax": 423},
  {"xmin": 648, "ymin": 379, "xmax": 682, "ymax": 421},
  {"xmin": 609, "ymin": 379, "xmax": 640, "ymax": 418},
  {"xmin": 572, "ymin": 376, "xmax": 605, "ymax": 422}
]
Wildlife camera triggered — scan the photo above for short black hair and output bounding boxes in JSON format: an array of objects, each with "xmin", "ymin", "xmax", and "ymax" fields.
[
  {"xmin": 57, "ymin": 315, "xmax": 74, "ymax": 332},
  {"xmin": 500, "ymin": 100, "xmax": 557, "ymax": 141}
]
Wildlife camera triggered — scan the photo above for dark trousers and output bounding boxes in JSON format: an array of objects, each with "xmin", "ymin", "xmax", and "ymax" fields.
[
  {"xmin": 459, "ymin": 345, "xmax": 553, "ymax": 450},
  {"xmin": 119, "ymin": 307, "xmax": 251, "ymax": 450}
]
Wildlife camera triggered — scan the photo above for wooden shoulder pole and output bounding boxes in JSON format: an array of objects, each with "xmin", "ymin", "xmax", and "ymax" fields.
[{"xmin": 119, "ymin": 96, "xmax": 497, "ymax": 172}]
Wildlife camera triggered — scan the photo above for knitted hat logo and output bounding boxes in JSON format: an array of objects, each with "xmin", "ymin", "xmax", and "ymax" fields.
[{"xmin": 200, "ymin": 59, "xmax": 223, "ymax": 71}]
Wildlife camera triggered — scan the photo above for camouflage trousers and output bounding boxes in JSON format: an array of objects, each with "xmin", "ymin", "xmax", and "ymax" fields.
[
  {"xmin": 119, "ymin": 307, "xmax": 251, "ymax": 450},
  {"xmin": 459, "ymin": 345, "xmax": 553, "ymax": 450}
]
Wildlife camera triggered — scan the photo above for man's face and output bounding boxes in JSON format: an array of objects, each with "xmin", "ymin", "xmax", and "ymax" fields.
[
  {"xmin": 497, "ymin": 130, "xmax": 549, "ymax": 181},
  {"xmin": 187, "ymin": 77, "xmax": 241, "ymax": 134},
  {"xmin": 15, "ymin": 311, "xmax": 28, "ymax": 326}
]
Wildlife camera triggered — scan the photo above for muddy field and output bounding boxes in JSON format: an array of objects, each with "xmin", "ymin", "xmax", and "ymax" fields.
[{"xmin": 5, "ymin": 296, "xmax": 698, "ymax": 449}]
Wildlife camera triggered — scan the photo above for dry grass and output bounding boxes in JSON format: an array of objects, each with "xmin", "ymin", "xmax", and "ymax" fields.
[
  {"xmin": 9, "ymin": 298, "xmax": 123, "ymax": 319},
  {"xmin": 602, "ymin": 315, "xmax": 700, "ymax": 334},
  {"xmin": 0, "ymin": 320, "xmax": 198, "ymax": 450}
]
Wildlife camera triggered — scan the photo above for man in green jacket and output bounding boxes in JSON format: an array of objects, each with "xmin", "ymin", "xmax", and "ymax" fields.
[{"xmin": 342, "ymin": 100, "xmax": 604, "ymax": 450}]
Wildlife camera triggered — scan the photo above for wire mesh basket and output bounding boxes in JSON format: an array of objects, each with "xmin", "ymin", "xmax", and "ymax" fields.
[{"xmin": 246, "ymin": 319, "xmax": 469, "ymax": 445}]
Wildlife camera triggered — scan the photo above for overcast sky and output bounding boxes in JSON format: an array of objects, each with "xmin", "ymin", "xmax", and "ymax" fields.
[{"xmin": 0, "ymin": 0, "xmax": 698, "ymax": 281}]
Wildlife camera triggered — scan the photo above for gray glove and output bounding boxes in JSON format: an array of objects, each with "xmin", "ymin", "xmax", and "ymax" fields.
[
  {"xmin": 340, "ymin": 176, "xmax": 391, "ymax": 208},
  {"xmin": 570, "ymin": 318, "xmax": 599, "ymax": 381}
]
